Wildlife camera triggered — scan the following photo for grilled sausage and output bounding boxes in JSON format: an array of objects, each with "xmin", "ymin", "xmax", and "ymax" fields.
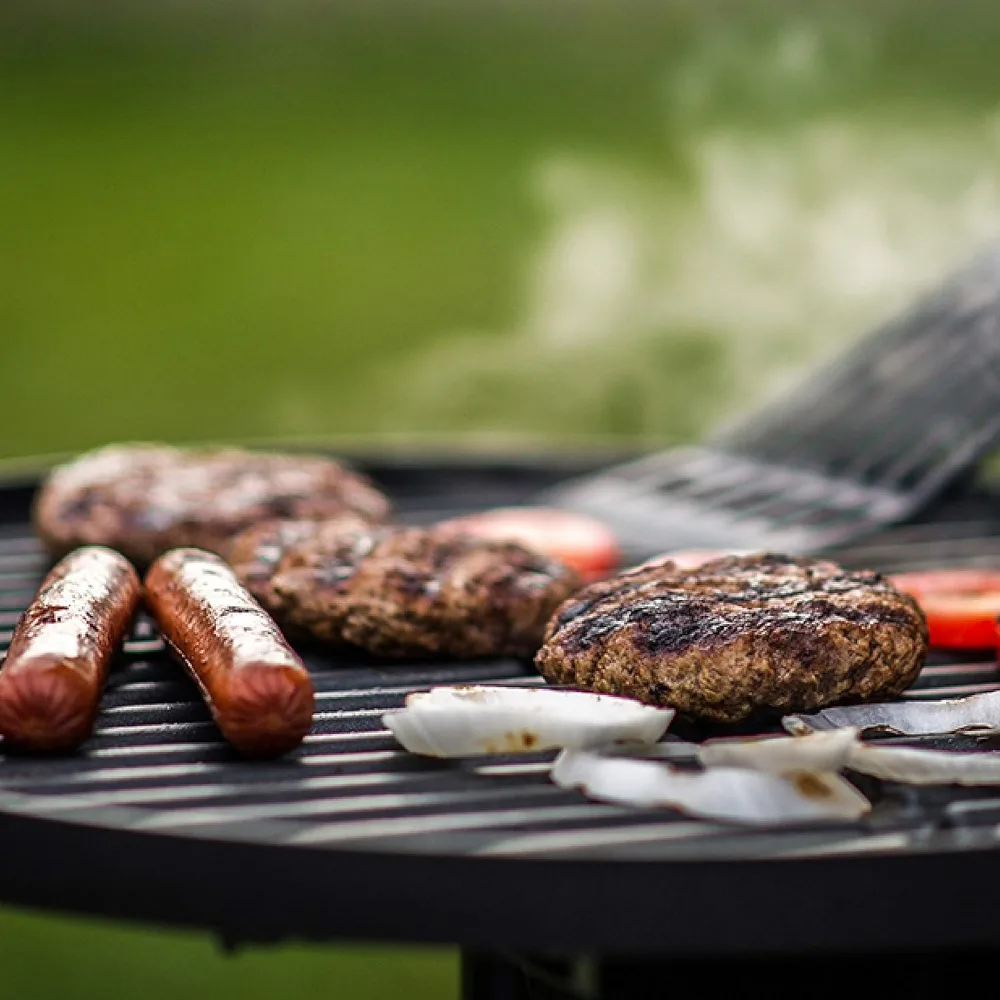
[
  {"xmin": 0, "ymin": 546, "xmax": 140, "ymax": 752},
  {"xmin": 144, "ymin": 548, "xmax": 315, "ymax": 757}
]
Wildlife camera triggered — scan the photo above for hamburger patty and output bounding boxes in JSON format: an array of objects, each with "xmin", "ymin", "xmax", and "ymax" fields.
[
  {"xmin": 535, "ymin": 553, "xmax": 928, "ymax": 723},
  {"xmin": 224, "ymin": 514, "xmax": 371, "ymax": 614},
  {"xmin": 227, "ymin": 518, "xmax": 582, "ymax": 658},
  {"xmin": 33, "ymin": 444, "xmax": 390, "ymax": 565}
]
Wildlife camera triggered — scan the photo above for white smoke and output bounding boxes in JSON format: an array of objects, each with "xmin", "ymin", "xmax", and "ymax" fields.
[{"xmin": 367, "ymin": 17, "xmax": 1000, "ymax": 442}]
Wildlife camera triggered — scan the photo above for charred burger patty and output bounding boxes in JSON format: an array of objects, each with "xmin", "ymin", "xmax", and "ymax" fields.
[
  {"xmin": 228, "ymin": 518, "xmax": 582, "ymax": 659},
  {"xmin": 535, "ymin": 553, "xmax": 928, "ymax": 723}
]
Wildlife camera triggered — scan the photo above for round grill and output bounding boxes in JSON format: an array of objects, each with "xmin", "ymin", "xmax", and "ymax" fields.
[{"xmin": 1, "ymin": 453, "xmax": 1000, "ymax": 956}]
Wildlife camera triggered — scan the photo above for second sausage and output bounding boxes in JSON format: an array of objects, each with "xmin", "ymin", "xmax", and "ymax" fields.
[{"xmin": 144, "ymin": 548, "xmax": 315, "ymax": 757}]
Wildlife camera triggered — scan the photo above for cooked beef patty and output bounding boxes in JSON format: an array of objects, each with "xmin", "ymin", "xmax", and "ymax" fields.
[
  {"xmin": 535, "ymin": 553, "xmax": 928, "ymax": 723},
  {"xmin": 227, "ymin": 516, "xmax": 378, "ymax": 634},
  {"xmin": 224, "ymin": 515, "xmax": 371, "ymax": 613},
  {"xmin": 228, "ymin": 519, "xmax": 582, "ymax": 658},
  {"xmin": 33, "ymin": 444, "xmax": 390, "ymax": 565}
]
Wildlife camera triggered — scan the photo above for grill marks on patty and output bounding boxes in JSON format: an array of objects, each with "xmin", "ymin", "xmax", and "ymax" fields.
[
  {"xmin": 227, "ymin": 519, "xmax": 582, "ymax": 659},
  {"xmin": 557, "ymin": 559, "xmax": 917, "ymax": 654},
  {"xmin": 224, "ymin": 515, "xmax": 375, "ymax": 617},
  {"xmin": 536, "ymin": 553, "xmax": 928, "ymax": 724}
]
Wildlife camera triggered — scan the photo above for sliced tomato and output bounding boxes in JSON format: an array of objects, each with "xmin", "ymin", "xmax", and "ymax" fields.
[
  {"xmin": 889, "ymin": 568, "xmax": 1000, "ymax": 649},
  {"xmin": 441, "ymin": 507, "xmax": 621, "ymax": 580}
]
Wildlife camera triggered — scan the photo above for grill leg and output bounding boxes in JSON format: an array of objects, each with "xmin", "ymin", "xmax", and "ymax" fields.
[
  {"xmin": 460, "ymin": 951, "xmax": 528, "ymax": 1000},
  {"xmin": 460, "ymin": 951, "xmax": 593, "ymax": 1000}
]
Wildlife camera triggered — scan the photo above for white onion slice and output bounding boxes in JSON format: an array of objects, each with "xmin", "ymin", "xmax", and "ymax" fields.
[
  {"xmin": 551, "ymin": 750, "xmax": 870, "ymax": 825},
  {"xmin": 701, "ymin": 728, "xmax": 1000, "ymax": 787},
  {"xmin": 846, "ymin": 743, "xmax": 1000, "ymax": 786},
  {"xmin": 698, "ymin": 728, "xmax": 859, "ymax": 774},
  {"xmin": 383, "ymin": 686, "xmax": 673, "ymax": 758},
  {"xmin": 784, "ymin": 689, "xmax": 1000, "ymax": 737}
]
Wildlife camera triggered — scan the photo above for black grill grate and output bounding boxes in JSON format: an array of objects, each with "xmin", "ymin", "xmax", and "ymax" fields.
[{"xmin": 0, "ymin": 458, "xmax": 1000, "ymax": 871}]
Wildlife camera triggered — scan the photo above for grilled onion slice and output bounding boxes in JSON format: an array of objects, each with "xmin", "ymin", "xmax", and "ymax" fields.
[
  {"xmin": 383, "ymin": 685, "xmax": 673, "ymax": 758},
  {"xmin": 846, "ymin": 743, "xmax": 1000, "ymax": 785},
  {"xmin": 551, "ymin": 749, "xmax": 870, "ymax": 825},
  {"xmin": 702, "ymin": 728, "xmax": 1000, "ymax": 787},
  {"xmin": 698, "ymin": 728, "xmax": 859, "ymax": 773},
  {"xmin": 784, "ymin": 689, "xmax": 1000, "ymax": 737}
]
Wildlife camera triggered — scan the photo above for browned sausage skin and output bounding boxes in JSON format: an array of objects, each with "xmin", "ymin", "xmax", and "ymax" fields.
[
  {"xmin": 0, "ymin": 546, "xmax": 141, "ymax": 752},
  {"xmin": 144, "ymin": 548, "xmax": 315, "ymax": 757}
]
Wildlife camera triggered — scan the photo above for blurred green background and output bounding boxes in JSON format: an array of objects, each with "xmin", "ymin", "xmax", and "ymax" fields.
[{"xmin": 2, "ymin": 0, "xmax": 1000, "ymax": 996}]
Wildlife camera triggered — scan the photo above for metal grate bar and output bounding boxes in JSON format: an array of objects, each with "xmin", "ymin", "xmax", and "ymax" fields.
[{"xmin": 286, "ymin": 804, "xmax": 634, "ymax": 847}]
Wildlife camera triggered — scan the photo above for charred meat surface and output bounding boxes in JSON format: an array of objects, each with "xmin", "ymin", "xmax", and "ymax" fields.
[
  {"xmin": 228, "ymin": 519, "xmax": 582, "ymax": 658},
  {"xmin": 535, "ymin": 553, "xmax": 928, "ymax": 724},
  {"xmin": 224, "ymin": 514, "xmax": 372, "ymax": 614},
  {"xmin": 33, "ymin": 443, "xmax": 390, "ymax": 565}
]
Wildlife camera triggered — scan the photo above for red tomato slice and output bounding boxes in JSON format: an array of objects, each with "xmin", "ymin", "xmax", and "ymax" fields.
[
  {"xmin": 441, "ymin": 507, "xmax": 621, "ymax": 580},
  {"xmin": 889, "ymin": 569, "xmax": 1000, "ymax": 649}
]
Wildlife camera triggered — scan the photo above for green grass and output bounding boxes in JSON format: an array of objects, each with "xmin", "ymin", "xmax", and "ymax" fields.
[
  {"xmin": 0, "ymin": 908, "xmax": 456, "ymax": 1000},
  {"xmin": 4, "ymin": 1, "xmax": 1000, "ymax": 456},
  {"xmin": 0, "ymin": 4, "xmax": 684, "ymax": 456},
  {"xmin": 3, "ymin": 2, "xmax": 1000, "ymax": 996}
]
